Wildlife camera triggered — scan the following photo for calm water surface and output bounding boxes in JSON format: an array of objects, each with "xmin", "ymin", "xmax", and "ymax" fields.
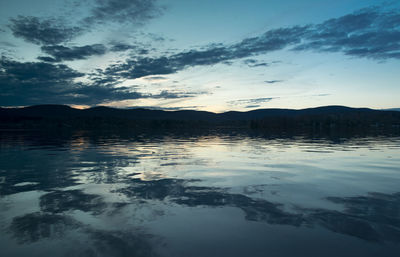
[{"xmin": 1, "ymin": 131, "xmax": 400, "ymax": 257}]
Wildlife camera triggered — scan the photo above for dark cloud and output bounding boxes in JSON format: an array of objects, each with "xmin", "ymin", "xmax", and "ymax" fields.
[
  {"xmin": 37, "ymin": 56, "xmax": 58, "ymax": 63},
  {"xmin": 293, "ymin": 7, "xmax": 400, "ymax": 60},
  {"xmin": 103, "ymin": 46, "xmax": 234, "ymax": 79},
  {"xmin": 100, "ymin": 26, "xmax": 310, "ymax": 79},
  {"xmin": 8, "ymin": 1, "xmax": 163, "ymax": 46},
  {"xmin": 103, "ymin": 7, "xmax": 400, "ymax": 80},
  {"xmin": 8, "ymin": 16, "xmax": 82, "ymax": 45},
  {"xmin": 265, "ymin": 80, "xmax": 284, "ymax": 84},
  {"xmin": 84, "ymin": 0, "xmax": 163, "ymax": 25},
  {"xmin": 40, "ymin": 44, "xmax": 107, "ymax": 62},
  {"xmin": 3, "ymin": 6, "xmax": 399, "ymax": 106},
  {"xmin": 104, "ymin": 57, "xmax": 177, "ymax": 79},
  {"xmin": 0, "ymin": 57, "xmax": 84, "ymax": 82},
  {"xmin": 109, "ymin": 42, "xmax": 138, "ymax": 52},
  {"xmin": 0, "ymin": 58, "xmax": 203, "ymax": 106},
  {"xmin": 0, "ymin": 57, "xmax": 83, "ymax": 106}
]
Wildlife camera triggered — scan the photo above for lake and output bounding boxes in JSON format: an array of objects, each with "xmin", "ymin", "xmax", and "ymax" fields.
[{"xmin": 1, "ymin": 130, "xmax": 399, "ymax": 257}]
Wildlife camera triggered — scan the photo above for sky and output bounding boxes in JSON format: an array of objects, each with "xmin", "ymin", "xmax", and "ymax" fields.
[{"xmin": 0, "ymin": 0, "xmax": 399, "ymax": 112}]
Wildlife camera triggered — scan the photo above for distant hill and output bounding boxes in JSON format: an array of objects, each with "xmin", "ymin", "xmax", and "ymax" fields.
[
  {"xmin": 384, "ymin": 108, "xmax": 400, "ymax": 112},
  {"xmin": 1, "ymin": 105, "xmax": 400, "ymax": 133},
  {"xmin": 0, "ymin": 105, "xmax": 379, "ymax": 120}
]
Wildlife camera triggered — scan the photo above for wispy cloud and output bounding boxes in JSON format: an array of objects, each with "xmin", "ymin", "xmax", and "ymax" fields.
[
  {"xmin": 228, "ymin": 97, "xmax": 277, "ymax": 107},
  {"xmin": 142, "ymin": 76, "xmax": 168, "ymax": 81},
  {"xmin": 126, "ymin": 105, "xmax": 204, "ymax": 111},
  {"xmin": 244, "ymin": 105, "xmax": 261, "ymax": 109},
  {"xmin": 265, "ymin": 80, "xmax": 284, "ymax": 84},
  {"xmin": 312, "ymin": 93, "xmax": 331, "ymax": 97},
  {"xmin": 243, "ymin": 59, "xmax": 270, "ymax": 67}
]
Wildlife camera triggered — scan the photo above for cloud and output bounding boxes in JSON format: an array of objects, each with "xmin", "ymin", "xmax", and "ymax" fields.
[
  {"xmin": 0, "ymin": 58, "xmax": 203, "ymax": 106},
  {"xmin": 313, "ymin": 93, "xmax": 331, "ymax": 97},
  {"xmin": 37, "ymin": 56, "xmax": 58, "ymax": 62},
  {"xmin": 40, "ymin": 44, "xmax": 107, "ymax": 62},
  {"xmin": 293, "ymin": 7, "xmax": 400, "ymax": 60},
  {"xmin": 103, "ymin": 46, "xmax": 236, "ymax": 79},
  {"xmin": 109, "ymin": 42, "xmax": 137, "ymax": 52},
  {"xmin": 4, "ymin": 6, "xmax": 399, "ymax": 106},
  {"xmin": 103, "ymin": 7, "xmax": 400, "ymax": 80},
  {"xmin": 142, "ymin": 76, "xmax": 167, "ymax": 81},
  {"xmin": 127, "ymin": 105, "xmax": 203, "ymax": 111},
  {"xmin": 146, "ymin": 32, "xmax": 167, "ymax": 42},
  {"xmin": 245, "ymin": 105, "xmax": 261, "ymax": 109},
  {"xmin": 243, "ymin": 59, "xmax": 270, "ymax": 67},
  {"xmin": 265, "ymin": 80, "xmax": 284, "ymax": 84},
  {"xmin": 100, "ymin": 26, "xmax": 310, "ymax": 79},
  {"xmin": 108, "ymin": 42, "xmax": 149, "ymax": 55},
  {"xmin": 0, "ymin": 41, "xmax": 17, "ymax": 48},
  {"xmin": 8, "ymin": 16, "xmax": 82, "ymax": 45},
  {"xmin": 7, "ymin": 1, "xmax": 163, "ymax": 47},
  {"xmin": 151, "ymin": 90, "xmax": 204, "ymax": 99},
  {"xmin": 0, "ymin": 58, "xmax": 84, "ymax": 82},
  {"xmin": 228, "ymin": 97, "xmax": 276, "ymax": 107},
  {"xmin": 0, "ymin": 57, "xmax": 83, "ymax": 106},
  {"xmin": 84, "ymin": 0, "xmax": 163, "ymax": 26}
]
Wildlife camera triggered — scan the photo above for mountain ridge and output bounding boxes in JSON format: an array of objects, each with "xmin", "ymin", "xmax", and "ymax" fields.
[
  {"xmin": 0, "ymin": 104, "xmax": 380, "ymax": 121},
  {"xmin": 1, "ymin": 105, "xmax": 399, "ymax": 132}
]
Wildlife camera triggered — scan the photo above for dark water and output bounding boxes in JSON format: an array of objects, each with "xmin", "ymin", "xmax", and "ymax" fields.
[{"xmin": 1, "ymin": 131, "xmax": 400, "ymax": 257}]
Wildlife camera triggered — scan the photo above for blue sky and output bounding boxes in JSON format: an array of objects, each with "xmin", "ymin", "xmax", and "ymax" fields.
[{"xmin": 0, "ymin": 0, "xmax": 399, "ymax": 112}]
